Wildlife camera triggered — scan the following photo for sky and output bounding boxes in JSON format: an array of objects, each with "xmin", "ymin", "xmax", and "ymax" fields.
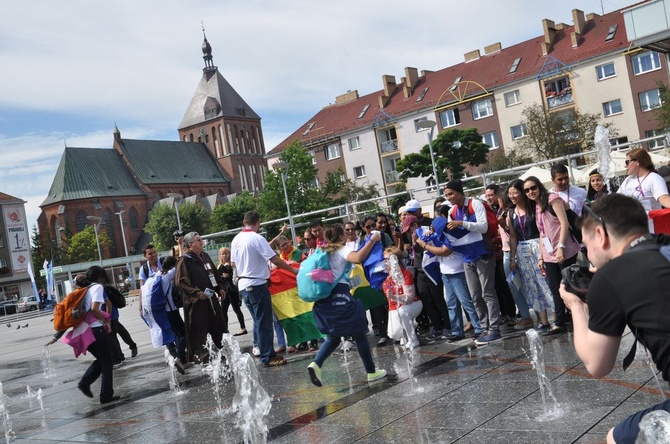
[{"xmin": 0, "ymin": 0, "xmax": 636, "ymax": 231}]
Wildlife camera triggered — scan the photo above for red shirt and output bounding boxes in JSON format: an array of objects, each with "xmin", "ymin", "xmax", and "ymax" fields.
[{"xmin": 382, "ymin": 268, "xmax": 417, "ymax": 310}]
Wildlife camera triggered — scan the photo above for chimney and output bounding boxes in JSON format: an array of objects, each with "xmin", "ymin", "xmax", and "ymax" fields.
[
  {"xmin": 570, "ymin": 32, "xmax": 581, "ymax": 48},
  {"xmin": 555, "ymin": 23, "xmax": 568, "ymax": 30},
  {"xmin": 543, "ymin": 19, "xmax": 556, "ymax": 45},
  {"xmin": 586, "ymin": 12, "xmax": 600, "ymax": 21},
  {"xmin": 572, "ymin": 9, "xmax": 586, "ymax": 35},
  {"xmin": 421, "ymin": 69, "xmax": 434, "ymax": 76},
  {"xmin": 335, "ymin": 90, "xmax": 359, "ymax": 105},
  {"xmin": 382, "ymin": 74, "xmax": 396, "ymax": 97},
  {"xmin": 464, "ymin": 49, "xmax": 481, "ymax": 62},
  {"xmin": 378, "ymin": 94, "xmax": 390, "ymax": 108},
  {"xmin": 404, "ymin": 67, "xmax": 419, "ymax": 89},
  {"xmin": 484, "ymin": 42, "xmax": 502, "ymax": 55}
]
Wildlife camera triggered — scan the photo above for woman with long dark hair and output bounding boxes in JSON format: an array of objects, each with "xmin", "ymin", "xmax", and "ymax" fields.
[
  {"xmin": 523, "ymin": 176, "xmax": 580, "ymax": 335},
  {"xmin": 585, "ymin": 170, "xmax": 609, "ymax": 204},
  {"xmin": 506, "ymin": 179, "xmax": 554, "ymax": 330},
  {"xmin": 307, "ymin": 223, "xmax": 387, "ymax": 386},
  {"xmin": 217, "ymin": 247, "xmax": 247, "ymax": 336}
]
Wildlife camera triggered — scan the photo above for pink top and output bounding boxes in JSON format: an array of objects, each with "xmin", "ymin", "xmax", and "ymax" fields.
[{"xmin": 536, "ymin": 193, "xmax": 581, "ymax": 263}]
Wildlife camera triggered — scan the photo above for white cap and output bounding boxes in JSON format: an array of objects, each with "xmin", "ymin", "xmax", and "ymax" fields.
[
  {"xmin": 398, "ymin": 206, "xmax": 407, "ymax": 215},
  {"xmin": 405, "ymin": 199, "xmax": 421, "ymax": 212}
]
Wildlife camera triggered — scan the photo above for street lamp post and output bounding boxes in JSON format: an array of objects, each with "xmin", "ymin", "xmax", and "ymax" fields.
[
  {"xmin": 115, "ymin": 210, "xmax": 137, "ymax": 289},
  {"xmin": 167, "ymin": 193, "xmax": 183, "ymax": 232},
  {"xmin": 416, "ymin": 119, "xmax": 440, "ymax": 197},
  {"xmin": 273, "ymin": 161, "xmax": 297, "ymax": 246},
  {"xmin": 87, "ymin": 216, "xmax": 103, "ymax": 265}
]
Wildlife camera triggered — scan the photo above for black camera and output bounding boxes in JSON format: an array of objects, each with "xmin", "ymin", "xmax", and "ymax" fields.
[
  {"xmin": 173, "ymin": 229, "xmax": 185, "ymax": 240},
  {"xmin": 561, "ymin": 264, "xmax": 594, "ymax": 302}
]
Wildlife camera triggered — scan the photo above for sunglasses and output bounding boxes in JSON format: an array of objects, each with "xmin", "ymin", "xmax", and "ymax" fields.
[
  {"xmin": 582, "ymin": 204, "xmax": 608, "ymax": 238},
  {"xmin": 625, "ymin": 159, "xmax": 635, "ymax": 166},
  {"xmin": 523, "ymin": 185, "xmax": 538, "ymax": 194},
  {"xmin": 364, "ymin": 225, "xmax": 374, "ymax": 230},
  {"xmin": 344, "ymin": 228, "xmax": 354, "ymax": 232}
]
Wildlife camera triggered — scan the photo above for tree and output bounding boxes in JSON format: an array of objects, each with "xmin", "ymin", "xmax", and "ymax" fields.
[
  {"xmin": 144, "ymin": 202, "xmax": 209, "ymax": 250},
  {"xmin": 396, "ymin": 127, "xmax": 490, "ymax": 182},
  {"xmin": 66, "ymin": 226, "xmax": 110, "ymax": 263},
  {"xmin": 484, "ymin": 150, "xmax": 534, "ymax": 183},
  {"xmin": 209, "ymin": 191, "xmax": 258, "ymax": 233},
  {"xmin": 514, "ymin": 104, "xmax": 618, "ymax": 161},
  {"xmin": 258, "ymin": 141, "xmax": 323, "ymax": 221}
]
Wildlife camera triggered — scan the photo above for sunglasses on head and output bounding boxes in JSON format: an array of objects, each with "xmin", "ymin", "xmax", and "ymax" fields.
[{"xmin": 523, "ymin": 185, "xmax": 538, "ymax": 193}]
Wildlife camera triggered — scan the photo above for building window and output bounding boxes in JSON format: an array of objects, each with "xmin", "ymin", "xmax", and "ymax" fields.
[
  {"xmin": 632, "ymin": 51, "xmax": 661, "ymax": 75},
  {"xmin": 602, "ymin": 99, "xmax": 623, "ymax": 117},
  {"xmin": 309, "ymin": 150, "xmax": 316, "ymax": 164},
  {"xmin": 510, "ymin": 124, "xmax": 527, "ymax": 140},
  {"xmin": 596, "ymin": 62, "xmax": 616, "ymax": 81},
  {"xmin": 472, "ymin": 98, "xmax": 493, "ymax": 120},
  {"xmin": 545, "ymin": 76, "xmax": 573, "ymax": 109},
  {"xmin": 0, "ymin": 258, "xmax": 7, "ymax": 269},
  {"xmin": 348, "ymin": 136, "xmax": 361, "ymax": 151},
  {"xmin": 75, "ymin": 211, "xmax": 88, "ymax": 232},
  {"xmin": 482, "ymin": 131, "xmax": 499, "ymax": 149},
  {"xmin": 414, "ymin": 117, "xmax": 428, "ymax": 131},
  {"xmin": 646, "ymin": 129, "xmax": 666, "ymax": 149},
  {"xmin": 353, "ymin": 166, "xmax": 366, "ymax": 179},
  {"xmin": 504, "ymin": 90, "xmax": 521, "ymax": 107},
  {"xmin": 325, "ymin": 143, "xmax": 341, "ymax": 161},
  {"xmin": 440, "ymin": 108, "xmax": 460, "ymax": 128},
  {"xmin": 309, "ymin": 177, "xmax": 320, "ymax": 188},
  {"xmin": 639, "ymin": 89, "xmax": 662, "ymax": 112},
  {"xmin": 129, "ymin": 207, "xmax": 139, "ymax": 230}
]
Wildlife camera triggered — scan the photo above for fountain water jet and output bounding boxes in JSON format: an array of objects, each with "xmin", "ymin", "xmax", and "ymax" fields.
[
  {"xmin": 525, "ymin": 329, "xmax": 563, "ymax": 420},
  {"xmin": 0, "ymin": 381, "xmax": 14, "ymax": 444},
  {"xmin": 164, "ymin": 349, "xmax": 187, "ymax": 396},
  {"xmin": 40, "ymin": 347, "xmax": 56, "ymax": 379}
]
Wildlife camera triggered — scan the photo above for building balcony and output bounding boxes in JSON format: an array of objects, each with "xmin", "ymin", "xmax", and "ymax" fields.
[
  {"xmin": 547, "ymin": 91, "xmax": 573, "ymax": 109},
  {"xmin": 385, "ymin": 170, "xmax": 400, "ymax": 183},
  {"xmin": 380, "ymin": 139, "xmax": 398, "ymax": 153}
]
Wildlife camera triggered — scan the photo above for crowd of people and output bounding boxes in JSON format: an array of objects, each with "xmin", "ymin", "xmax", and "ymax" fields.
[{"xmin": 44, "ymin": 151, "xmax": 670, "ymax": 443}]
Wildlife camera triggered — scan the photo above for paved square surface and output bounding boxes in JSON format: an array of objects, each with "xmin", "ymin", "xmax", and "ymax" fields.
[{"xmin": 1, "ymin": 298, "xmax": 667, "ymax": 443}]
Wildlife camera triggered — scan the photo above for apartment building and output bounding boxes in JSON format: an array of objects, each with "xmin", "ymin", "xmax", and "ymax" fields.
[{"xmin": 269, "ymin": 1, "xmax": 669, "ymax": 205}]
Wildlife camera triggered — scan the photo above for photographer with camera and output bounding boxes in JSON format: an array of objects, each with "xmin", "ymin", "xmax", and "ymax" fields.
[{"xmin": 560, "ymin": 193, "xmax": 670, "ymax": 444}]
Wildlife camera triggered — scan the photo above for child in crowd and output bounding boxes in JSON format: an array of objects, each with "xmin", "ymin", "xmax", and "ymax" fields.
[{"xmin": 382, "ymin": 247, "xmax": 422, "ymax": 350}]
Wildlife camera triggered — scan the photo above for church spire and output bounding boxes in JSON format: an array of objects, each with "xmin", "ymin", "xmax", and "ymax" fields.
[{"xmin": 201, "ymin": 22, "xmax": 216, "ymax": 73}]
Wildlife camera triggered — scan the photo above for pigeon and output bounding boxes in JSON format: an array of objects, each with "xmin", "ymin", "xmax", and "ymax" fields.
[
  {"xmin": 23, "ymin": 323, "xmax": 28, "ymax": 328},
  {"xmin": 6, "ymin": 323, "xmax": 10, "ymax": 328},
  {"xmin": 16, "ymin": 325, "xmax": 20, "ymax": 329}
]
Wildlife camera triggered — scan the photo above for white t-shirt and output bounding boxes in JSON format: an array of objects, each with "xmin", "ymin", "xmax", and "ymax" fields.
[
  {"xmin": 328, "ymin": 245, "xmax": 354, "ymax": 279},
  {"xmin": 84, "ymin": 283, "xmax": 106, "ymax": 328},
  {"xmin": 438, "ymin": 250, "xmax": 465, "ymax": 274},
  {"xmin": 231, "ymin": 230, "xmax": 277, "ymax": 288},
  {"xmin": 551, "ymin": 184, "xmax": 587, "ymax": 216},
  {"xmin": 618, "ymin": 172, "xmax": 669, "ymax": 211}
]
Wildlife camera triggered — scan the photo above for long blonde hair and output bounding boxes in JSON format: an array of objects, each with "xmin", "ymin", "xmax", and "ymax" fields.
[{"xmin": 218, "ymin": 247, "xmax": 231, "ymax": 266}]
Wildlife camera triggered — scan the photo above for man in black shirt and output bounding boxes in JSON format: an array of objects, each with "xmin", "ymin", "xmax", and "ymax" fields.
[{"xmin": 560, "ymin": 194, "xmax": 670, "ymax": 444}]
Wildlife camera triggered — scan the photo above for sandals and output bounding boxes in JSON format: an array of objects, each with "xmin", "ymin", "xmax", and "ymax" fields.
[
  {"xmin": 233, "ymin": 329, "xmax": 248, "ymax": 336},
  {"xmin": 262, "ymin": 356, "xmax": 287, "ymax": 367}
]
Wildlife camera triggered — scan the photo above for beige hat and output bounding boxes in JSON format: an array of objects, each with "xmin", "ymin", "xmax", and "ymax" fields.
[{"xmin": 398, "ymin": 206, "xmax": 407, "ymax": 215}]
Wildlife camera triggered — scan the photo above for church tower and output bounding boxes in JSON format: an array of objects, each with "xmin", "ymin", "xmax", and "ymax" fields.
[{"xmin": 178, "ymin": 30, "xmax": 266, "ymax": 194}]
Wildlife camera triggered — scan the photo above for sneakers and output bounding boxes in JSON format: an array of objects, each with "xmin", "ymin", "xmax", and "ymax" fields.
[
  {"xmin": 367, "ymin": 369, "xmax": 387, "ymax": 383},
  {"xmin": 252, "ymin": 346, "xmax": 260, "ymax": 357},
  {"xmin": 100, "ymin": 395, "xmax": 122, "ymax": 404},
  {"xmin": 474, "ymin": 331, "xmax": 503, "ymax": 346},
  {"xmin": 514, "ymin": 317, "xmax": 534, "ymax": 330},
  {"xmin": 77, "ymin": 383, "xmax": 93, "ymax": 398},
  {"xmin": 307, "ymin": 362, "xmax": 322, "ymax": 387},
  {"xmin": 376, "ymin": 337, "xmax": 388, "ymax": 347},
  {"xmin": 535, "ymin": 323, "xmax": 551, "ymax": 332},
  {"xmin": 173, "ymin": 358, "xmax": 186, "ymax": 375},
  {"xmin": 425, "ymin": 329, "xmax": 440, "ymax": 341},
  {"xmin": 130, "ymin": 347, "xmax": 138, "ymax": 358},
  {"xmin": 446, "ymin": 334, "xmax": 465, "ymax": 343}
]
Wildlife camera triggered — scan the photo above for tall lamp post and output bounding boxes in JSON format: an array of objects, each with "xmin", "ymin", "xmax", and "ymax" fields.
[
  {"xmin": 273, "ymin": 161, "xmax": 297, "ymax": 246},
  {"xmin": 416, "ymin": 119, "xmax": 440, "ymax": 197},
  {"xmin": 115, "ymin": 210, "xmax": 137, "ymax": 289},
  {"xmin": 87, "ymin": 216, "xmax": 103, "ymax": 265},
  {"xmin": 167, "ymin": 193, "xmax": 183, "ymax": 232}
]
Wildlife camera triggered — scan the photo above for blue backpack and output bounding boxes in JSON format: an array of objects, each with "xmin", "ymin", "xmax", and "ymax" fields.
[{"xmin": 297, "ymin": 248, "xmax": 352, "ymax": 302}]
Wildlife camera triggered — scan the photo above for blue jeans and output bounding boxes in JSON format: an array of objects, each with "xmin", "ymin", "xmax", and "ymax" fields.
[
  {"xmin": 503, "ymin": 251, "xmax": 530, "ymax": 319},
  {"xmin": 313, "ymin": 332, "xmax": 376, "ymax": 374},
  {"xmin": 442, "ymin": 272, "xmax": 481, "ymax": 337},
  {"xmin": 273, "ymin": 312, "xmax": 286, "ymax": 348},
  {"xmin": 240, "ymin": 284, "xmax": 276, "ymax": 364}
]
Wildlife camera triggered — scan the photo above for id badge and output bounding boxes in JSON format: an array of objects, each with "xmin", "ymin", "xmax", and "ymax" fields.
[
  {"xmin": 208, "ymin": 273, "xmax": 218, "ymax": 286},
  {"xmin": 542, "ymin": 236, "xmax": 554, "ymax": 253}
]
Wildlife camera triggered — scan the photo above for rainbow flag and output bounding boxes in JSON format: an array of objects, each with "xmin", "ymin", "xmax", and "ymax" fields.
[
  {"xmin": 270, "ymin": 268, "xmax": 323, "ymax": 346},
  {"xmin": 348, "ymin": 264, "xmax": 386, "ymax": 310}
]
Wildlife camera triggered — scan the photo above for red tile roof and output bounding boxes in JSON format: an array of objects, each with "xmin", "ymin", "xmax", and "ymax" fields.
[{"xmin": 271, "ymin": 6, "xmax": 632, "ymax": 153}]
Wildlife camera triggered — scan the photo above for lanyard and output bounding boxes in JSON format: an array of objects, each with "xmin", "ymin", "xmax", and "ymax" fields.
[
  {"xmin": 515, "ymin": 208, "xmax": 527, "ymax": 241},
  {"xmin": 635, "ymin": 174, "xmax": 649, "ymax": 199}
]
